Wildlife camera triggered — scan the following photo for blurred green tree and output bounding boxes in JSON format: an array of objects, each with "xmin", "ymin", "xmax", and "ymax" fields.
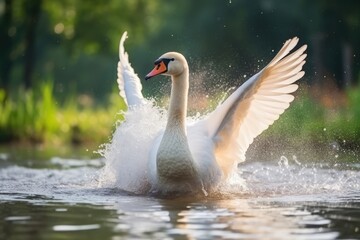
[
  {"xmin": 0, "ymin": 0, "xmax": 359, "ymax": 102},
  {"xmin": 0, "ymin": 0, "xmax": 161, "ymax": 100},
  {"xmin": 0, "ymin": 0, "xmax": 13, "ymax": 92}
]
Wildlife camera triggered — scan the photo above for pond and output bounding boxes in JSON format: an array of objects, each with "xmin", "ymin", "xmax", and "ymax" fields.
[{"xmin": 0, "ymin": 146, "xmax": 359, "ymax": 240}]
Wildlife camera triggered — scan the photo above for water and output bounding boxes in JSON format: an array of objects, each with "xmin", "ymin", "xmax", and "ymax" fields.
[{"xmin": 0, "ymin": 147, "xmax": 359, "ymax": 239}]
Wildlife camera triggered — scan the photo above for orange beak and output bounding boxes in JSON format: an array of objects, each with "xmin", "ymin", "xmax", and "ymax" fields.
[{"xmin": 145, "ymin": 61, "xmax": 167, "ymax": 80}]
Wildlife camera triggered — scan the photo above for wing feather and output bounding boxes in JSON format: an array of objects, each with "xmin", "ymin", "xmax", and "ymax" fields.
[
  {"xmin": 205, "ymin": 37, "xmax": 307, "ymax": 175},
  {"xmin": 273, "ymin": 45, "xmax": 307, "ymax": 70},
  {"xmin": 254, "ymin": 94, "xmax": 295, "ymax": 103},
  {"xmin": 263, "ymin": 71, "xmax": 305, "ymax": 86},
  {"xmin": 117, "ymin": 31, "xmax": 146, "ymax": 107}
]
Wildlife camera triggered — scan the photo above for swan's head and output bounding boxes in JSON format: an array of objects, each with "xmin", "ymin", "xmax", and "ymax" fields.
[{"xmin": 145, "ymin": 52, "xmax": 188, "ymax": 80}]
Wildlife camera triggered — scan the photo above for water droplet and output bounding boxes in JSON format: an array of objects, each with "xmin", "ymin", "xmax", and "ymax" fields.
[
  {"xmin": 323, "ymin": 128, "xmax": 327, "ymax": 131},
  {"xmin": 228, "ymin": 64, "xmax": 232, "ymax": 68},
  {"xmin": 278, "ymin": 156, "xmax": 289, "ymax": 168},
  {"xmin": 243, "ymin": 74, "xmax": 247, "ymax": 78},
  {"xmin": 335, "ymin": 154, "xmax": 339, "ymax": 158},
  {"xmin": 292, "ymin": 155, "xmax": 301, "ymax": 165},
  {"xmin": 229, "ymin": 0, "xmax": 232, "ymax": 3},
  {"xmin": 271, "ymin": 49, "xmax": 274, "ymax": 52}
]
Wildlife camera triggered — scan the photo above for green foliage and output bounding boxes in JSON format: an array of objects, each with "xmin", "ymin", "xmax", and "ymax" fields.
[
  {"xmin": 266, "ymin": 87, "xmax": 360, "ymax": 146},
  {"xmin": 348, "ymin": 87, "xmax": 360, "ymax": 120},
  {"xmin": 2, "ymin": 0, "xmax": 360, "ymax": 100},
  {"xmin": 1, "ymin": 0, "xmax": 359, "ymax": 149},
  {"xmin": 0, "ymin": 81, "xmax": 58, "ymax": 142},
  {"xmin": 0, "ymin": 80, "xmax": 358, "ymax": 149},
  {"xmin": 334, "ymin": 86, "xmax": 360, "ymax": 142},
  {"xmin": 0, "ymin": 81, "xmax": 126, "ymax": 145},
  {"xmin": 265, "ymin": 91, "xmax": 325, "ymax": 141}
]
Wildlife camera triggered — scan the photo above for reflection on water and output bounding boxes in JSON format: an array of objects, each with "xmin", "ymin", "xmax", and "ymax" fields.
[
  {"xmin": 1, "ymin": 195, "xmax": 359, "ymax": 239},
  {"xmin": 0, "ymin": 147, "xmax": 359, "ymax": 239}
]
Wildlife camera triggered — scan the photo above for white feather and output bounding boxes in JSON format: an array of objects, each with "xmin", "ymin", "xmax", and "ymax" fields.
[
  {"xmin": 206, "ymin": 37, "xmax": 307, "ymax": 173},
  {"xmin": 117, "ymin": 31, "xmax": 147, "ymax": 107},
  {"xmin": 106, "ymin": 33, "xmax": 307, "ymax": 194}
]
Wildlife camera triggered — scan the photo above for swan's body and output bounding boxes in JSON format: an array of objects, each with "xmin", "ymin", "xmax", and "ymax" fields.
[{"xmin": 111, "ymin": 32, "xmax": 307, "ymax": 196}]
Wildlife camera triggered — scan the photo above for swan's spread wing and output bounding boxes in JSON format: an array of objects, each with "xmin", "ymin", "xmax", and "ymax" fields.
[
  {"xmin": 208, "ymin": 37, "xmax": 307, "ymax": 171},
  {"xmin": 117, "ymin": 31, "xmax": 146, "ymax": 107}
]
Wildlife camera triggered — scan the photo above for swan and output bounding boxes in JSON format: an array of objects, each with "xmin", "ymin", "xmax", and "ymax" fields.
[{"xmin": 113, "ymin": 31, "xmax": 307, "ymax": 196}]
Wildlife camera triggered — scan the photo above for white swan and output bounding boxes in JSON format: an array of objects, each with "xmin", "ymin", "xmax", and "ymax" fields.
[{"xmin": 115, "ymin": 32, "xmax": 307, "ymax": 196}]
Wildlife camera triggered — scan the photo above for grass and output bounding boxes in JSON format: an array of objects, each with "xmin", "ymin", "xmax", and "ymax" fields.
[
  {"xmin": 0, "ymin": 81, "xmax": 126, "ymax": 146},
  {"xmin": 0, "ymin": 81, "xmax": 359, "ymax": 150}
]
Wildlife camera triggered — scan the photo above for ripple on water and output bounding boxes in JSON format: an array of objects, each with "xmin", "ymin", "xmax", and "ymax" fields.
[
  {"xmin": 53, "ymin": 224, "xmax": 101, "ymax": 232},
  {"xmin": 0, "ymin": 153, "xmax": 359, "ymax": 239},
  {"xmin": 5, "ymin": 216, "xmax": 31, "ymax": 221}
]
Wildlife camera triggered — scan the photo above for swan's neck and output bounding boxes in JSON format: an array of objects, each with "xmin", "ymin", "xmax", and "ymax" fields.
[
  {"xmin": 166, "ymin": 70, "xmax": 189, "ymax": 132},
  {"xmin": 156, "ymin": 67, "xmax": 199, "ymax": 185}
]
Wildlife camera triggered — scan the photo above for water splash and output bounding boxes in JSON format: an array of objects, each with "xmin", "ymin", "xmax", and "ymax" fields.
[
  {"xmin": 0, "ymin": 151, "xmax": 358, "ymax": 203},
  {"xmin": 97, "ymin": 101, "xmax": 167, "ymax": 194},
  {"xmin": 94, "ymin": 97, "xmax": 360, "ymax": 197},
  {"xmin": 241, "ymin": 156, "xmax": 360, "ymax": 198}
]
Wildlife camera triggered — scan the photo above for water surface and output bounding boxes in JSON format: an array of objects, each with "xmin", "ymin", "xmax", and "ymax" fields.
[{"xmin": 0, "ymin": 146, "xmax": 359, "ymax": 239}]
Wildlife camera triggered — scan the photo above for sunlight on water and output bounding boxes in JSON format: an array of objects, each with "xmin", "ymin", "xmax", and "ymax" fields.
[
  {"xmin": 0, "ymin": 147, "xmax": 359, "ymax": 239},
  {"xmin": 53, "ymin": 224, "xmax": 101, "ymax": 231},
  {"xmin": 241, "ymin": 156, "xmax": 360, "ymax": 198},
  {"xmin": 0, "ymin": 107, "xmax": 359, "ymax": 239},
  {"xmin": 0, "ymin": 146, "xmax": 359, "ymax": 200}
]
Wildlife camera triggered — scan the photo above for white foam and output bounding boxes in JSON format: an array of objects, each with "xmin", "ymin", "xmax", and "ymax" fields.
[
  {"xmin": 95, "ymin": 100, "xmax": 360, "ymax": 197},
  {"xmin": 97, "ymin": 102, "xmax": 167, "ymax": 194}
]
